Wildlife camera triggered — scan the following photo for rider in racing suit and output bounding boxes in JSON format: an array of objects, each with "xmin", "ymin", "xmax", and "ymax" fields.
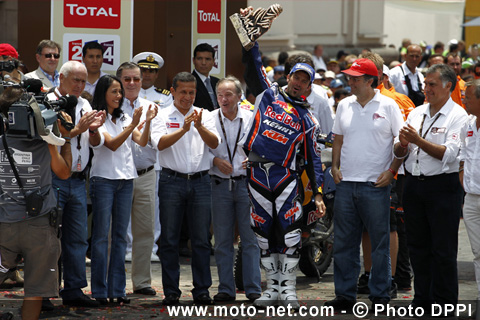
[{"xmin": 240, "ymin": 41, "xmax": 326, "ymax": 308}]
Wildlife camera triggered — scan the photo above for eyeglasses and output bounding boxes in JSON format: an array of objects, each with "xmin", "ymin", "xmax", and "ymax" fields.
[
  {"xmin": 122, "ymin": 77, "xmax": 141, "ymax": 83},
  {"xmin": 43, "ymin": 53, "xmax": 60, "ymax": 59}
]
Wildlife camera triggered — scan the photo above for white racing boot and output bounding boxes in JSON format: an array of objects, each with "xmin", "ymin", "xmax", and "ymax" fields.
[
  {"xmin": 278, "ymin": 254, "xmax": 300, "ymax": 310},
  {"xmin": 254, "ymin": 254, "xmax": 280, "ymax": 307}
]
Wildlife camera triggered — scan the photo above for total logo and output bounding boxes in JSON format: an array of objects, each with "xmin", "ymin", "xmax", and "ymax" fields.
[
  {"xmin": 197, "ymin": 0, "xmax": 221, "ymax": 34},
  {"xmin": 68, "ymin": 39, "xmax": 115, "ymax": 66},
  {"xmin": 64, "ymin": 0, "xmax": 121, "ymax": 29}
]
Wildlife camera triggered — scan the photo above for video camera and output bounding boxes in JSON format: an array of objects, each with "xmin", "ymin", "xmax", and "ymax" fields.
[{"xmin": 0, "ymin": 78, "xmax": 76, "ymax": 143}]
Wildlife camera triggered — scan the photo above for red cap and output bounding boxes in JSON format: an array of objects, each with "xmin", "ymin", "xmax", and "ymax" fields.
[
  {"xmin": 342, "ymin": 58, "xmax": 378, "ymax": 77},
  {"xmin": 0, "ymin": 43, "xmax": 18, "ymax": 59}
]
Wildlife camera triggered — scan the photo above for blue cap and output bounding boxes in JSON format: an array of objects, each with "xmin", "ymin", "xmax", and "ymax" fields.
[
  {"xmin": 289, "ymin": 63, "xmax": 315, "ymax": 84},
  {"xmin": 274, "ymin": 65, "xmax": 285, "ymax": 73},
  {"xmin": 330, "ymin": 79, "xmax": 344, "ymax": 88}
]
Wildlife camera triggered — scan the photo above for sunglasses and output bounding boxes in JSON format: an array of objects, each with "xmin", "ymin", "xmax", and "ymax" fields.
[
  {"xmin": 122, "ymin": 77, "xmax": 141, "ymax": 83},
  {"xmin": 43, "ymin": 53, "xmax": 60, "ymax": 59}
]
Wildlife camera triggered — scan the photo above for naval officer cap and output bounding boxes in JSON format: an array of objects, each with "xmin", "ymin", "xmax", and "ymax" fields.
[{"xmin": 132, "ymin": 52, "xmax": 164, "ymax": 69}]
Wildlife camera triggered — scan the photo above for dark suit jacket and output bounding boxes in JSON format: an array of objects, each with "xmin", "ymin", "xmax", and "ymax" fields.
[{"xmin": 192, "ymin": 70, "xmax": 219, "ymax": 111}]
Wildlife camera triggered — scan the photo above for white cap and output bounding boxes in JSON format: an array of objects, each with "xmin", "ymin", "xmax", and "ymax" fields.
[
  {"xmin": 382, "ymin": 64, "xmax": 390, "ymax": 77},
  {"xmin": 132, "ymin": 52, "xmax": 164, "ymax": 69}
]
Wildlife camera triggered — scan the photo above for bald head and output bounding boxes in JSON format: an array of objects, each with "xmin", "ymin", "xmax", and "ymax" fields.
[{"xmin": 405, "ymin": 44, "xmax": 422, "ymax": 70}]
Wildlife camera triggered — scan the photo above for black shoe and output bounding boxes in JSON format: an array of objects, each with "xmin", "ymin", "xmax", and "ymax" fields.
[
  {"xmin": 179, "ymin": 247, "xmax": 192, "ymax": 257},
  {"xmin": 389, "ymin": 281, "xmax": 398, "ymax": 299},
  {"xmin": 371, "ymin": 297, "xmax": 389, "ymax": 312},
  {"xmin": 324, "ymin": 296, "xmax": 355, "ymax": 312},
  {"xmin": 96, "ymin": 298, "xmax": 109, "ymax": 305},
  {"xmin": 162, "ymin": 294, "xmax": 180, "ymax": 306},
  {"xmin": 357, "ymin": 273, "xmax": 370, "ymax": 294},
  {"xmin": 394, "ymin": 278, "xmax": 412, "ymax": 291},
  {"xmin": 134, "ymin": 287, "xmax": 157, "ymax": 296},
  {"xmin": 213, "ymin": 292, "xmax": 235, "ymax": 302},
  {"xmin": 109, "ymin": 297, "xmax": 130, "ymax": 304},
  {"xmin": 0, "ymin": 312, "xmax": 14, "ymax": 320},
  {"xmin": 194, "ymin": 293, "xmax": 214, "ymax": 305},
  {"xmin": 41, "ymin": 298, "xmax": 55, "ymax": 312},
  {"xmin": 246, "ymin": 293, "xmax": 261, "ymax": 302},
  {"xmin": 63, "ymin": 293, "xmax": 101, "ymax": 307}
]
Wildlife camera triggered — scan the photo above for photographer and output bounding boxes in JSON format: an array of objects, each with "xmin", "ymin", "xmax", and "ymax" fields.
[{"xmin": 0, "ymin": 87, "xmax": 72, "ymax": 320}]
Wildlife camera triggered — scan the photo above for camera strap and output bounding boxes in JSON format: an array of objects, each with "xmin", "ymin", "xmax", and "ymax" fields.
[{"xmin": 1, "ymin": 134, "xmax": 26, "ymax": 196}]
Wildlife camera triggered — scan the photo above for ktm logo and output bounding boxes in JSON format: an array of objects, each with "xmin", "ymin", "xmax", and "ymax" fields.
[
  {"xmin": 262, "ymin": 130, "xmax": 288, "ymax": 144},
  {"xmin": 284, "ymin": 206, "xmax": 300, "ymax": 219},
  {"xmin": 251, "ymin": 212, "xmax": 266, "ymax": 224}
]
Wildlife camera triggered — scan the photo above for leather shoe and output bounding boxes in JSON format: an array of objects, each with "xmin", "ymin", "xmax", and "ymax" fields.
[
  {"xmin": 134, "ymin": 287, "xmax": 156, "ymax": 296},
  {"xmin": 63, "ymin": 293, "xmax": 100, "ymax": 307},
  {"xmin": 214, "ymin": 292, "xmax": 235, "ymax": 302},
  {"xmin": 109, "ymin": 296, "xmax": 130, "ymax": 304},
  {"xmin": 96, "ymin": 298, "xmax": 109, "ymax": 305},
  {"xmin": 246, "ymin": 293, "xmax": 261, "ymax": 302},
  {"xmin": 194, "ymin": 293, "xmax": 214, "ymax": 305},
  {"xmin": 324, "ymin": 296, "xmax": 355, "ymax": 312},
  {"xmin": 41, "ymin": 298, "xmax": 55, "ymax": 312},
  {"xmin": 162, "ymin": 294, "xmax": 180, "ymax": 306}
]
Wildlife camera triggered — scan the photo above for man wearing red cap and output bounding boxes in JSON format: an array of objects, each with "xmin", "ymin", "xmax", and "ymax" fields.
[
  {"xmin": 0, "ymin": 43, "xmax": 23, "ymax": 83},
  {"xmin": 325, "ymin": 58, "xmax": 404, "ymax": 311}
]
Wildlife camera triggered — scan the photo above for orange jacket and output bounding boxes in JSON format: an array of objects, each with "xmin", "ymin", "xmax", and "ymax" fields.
[
  {"xmin": 450, "ymin": 76, "xmax": 466, "ymax": 109},
  {"xmin": 378, "ymin": 83, "xmax": 415, "ymax": 121}
]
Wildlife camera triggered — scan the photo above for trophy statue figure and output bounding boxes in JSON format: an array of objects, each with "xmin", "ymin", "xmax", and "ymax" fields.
[{"xmin": 230, "ymin": 4, "xmax": 283, "ymax": 51}]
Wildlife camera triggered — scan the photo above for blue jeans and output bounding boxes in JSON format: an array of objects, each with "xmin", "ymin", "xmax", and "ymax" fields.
[
  {"xmin": 211, "ymin": 176, "xmax": 261, "ymax": 297},
  {"xmin": 53, "ymin": 174, "xmax": 89, "ymax": 300},
  {"xmin": 158, "ymin": 171, "xmax": 212, "ymax": 298},
  {"xmin": 333, "ymin": 181, "xmax": 391, "ymax": 301},
  {"xmin": 90, "ymin": 177, "xmax": 133, "ymax": 299}
]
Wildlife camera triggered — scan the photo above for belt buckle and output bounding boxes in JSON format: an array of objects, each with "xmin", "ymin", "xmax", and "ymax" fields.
[
  {"xmin": 187, "ymin": 173, "xmax": 193, "ymax": 180},
  {"xmin": 418, "ymin": 175, "xmax": 425, "ymax": 181}
]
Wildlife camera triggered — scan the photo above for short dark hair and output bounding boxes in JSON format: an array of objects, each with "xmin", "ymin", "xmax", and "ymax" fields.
[
  {"xmin": 444, "ymin": 52, "xmax": 460, "ymax": 64},
  {"xmin": 278, "ymin": 52, "xmax": 289, "ymax": 65},
  {"xmin": 92, "ymin": 75, "xmax": 125, "ymax": 119},
  {"xmin": 193, "ymin": 43, "xmax": 215, "ymax": 59},
  {"xmin": 284, "ymin": 54, "xmax": 314, "ymax": 75},
  {"xmin": 82, "ymin": 41, "xmax": 105, "ymax": 57},
  {"xmin": 35, "ymin": 40, "xmax": 61, "ymax": 55},
  {"xmin": 426, "ymin": 64, "xmax": 457, "ymax": 93},
  {"xmin": 116, "ymin": 62, "xmax": 141, "ymax": 79},
  {"xmin": 363, "ymin": 74, "xmax": 378, "ymax": 88},
  {"xmin": 172, "ymin": 72, "xmax": 196, "ymax": 89}
]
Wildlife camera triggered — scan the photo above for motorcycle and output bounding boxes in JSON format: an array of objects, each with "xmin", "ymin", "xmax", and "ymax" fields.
[{"xmin": 234, "ymin": 133, "xmax": 335, "ymax": 290}]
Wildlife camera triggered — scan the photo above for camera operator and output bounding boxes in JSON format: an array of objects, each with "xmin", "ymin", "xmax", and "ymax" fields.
[
  {"xmin": 0, "ymin": 43, "xmax": 24, "ymax": 84},
  {"xmin": 0, "ymin": 86, "xmax": 73, "ymax": 320},
  {"xmin": 45, "ymin": 60, "xmax": 105, "ymax": 308}
]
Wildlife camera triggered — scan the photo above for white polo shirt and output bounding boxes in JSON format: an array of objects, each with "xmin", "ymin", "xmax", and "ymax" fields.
[
  {"xmin": 401, "ymin": 98, "xmax": 468, "ymax": 176},
  {"xmin": 332, "ymin": 89, "xmax": 404, "ymax": 182},
  {"xmin": 151, "ymin": 104, "xmax": 220, "ymax": 174},
  {"xmin": 209, "ymin": 107, "xmax": 252, "ymax": 178},
  {"xmin": 460, "ymin": 115, "xmax": 480, "ymax": 195},
  {"xmin": 47, "ymin": 89, "xmax": 95, "ymax": 173},
  {"xmin": 90, "ymin": 113, "xmax": 137, "ymax": 180}
]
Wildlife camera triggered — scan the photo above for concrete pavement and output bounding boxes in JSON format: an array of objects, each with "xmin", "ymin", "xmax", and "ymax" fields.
[{"xmin": 0, "ymin": 219, "xmax": 477, "ymax": 319}]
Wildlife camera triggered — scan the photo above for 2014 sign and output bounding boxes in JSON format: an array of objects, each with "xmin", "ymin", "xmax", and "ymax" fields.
[{"xmin": 68, "ymin": 39, "xmax": 115, "ymax": 66}]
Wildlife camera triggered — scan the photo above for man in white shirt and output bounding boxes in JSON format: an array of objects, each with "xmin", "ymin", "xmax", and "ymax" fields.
[
  {"xmin": 46, "ymin": 61, "xmax": 105, "ymax": 308},
  {"xmin": 151, "ymin": 72, "xmax": 220, "ymax": 306},
  {"xmin": 132, "ymin": 51, "xmax": 173, "ymax": 108},
  {"xmin": 312, "ymin": 44, "xmax": 327, "ymax": 72},
  {"xmin": 209, "ymin": 76, "xmax": 261, "ymax": 303},
  {"xmin": 325, "ymin": 59, "xmax": 404, "ymax": 311},
  {"xmin": 82, "ymin": 42, "xmax": 107, "ymax": 96},
  {"xmin": 117, "ymin": 62, "xmax": 158, "ymax": 296},
  {"xmin": 389, "ymin": 44, "xmax": 425, "ymax": 107},
  {"xmin": 131, "ymin": 51, "xmax": 171, "ymax": 263},
  {"xmin": 461, "ymin": 79, "xmax": 480, "ymax": 307},
  {"xmin": 394, "ymin": 64, "xmax": 468, "ymax": 312}
]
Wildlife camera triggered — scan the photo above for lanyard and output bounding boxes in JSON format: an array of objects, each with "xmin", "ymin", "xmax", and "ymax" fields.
[
  {"xmin": 218, "ymin": 111, "xmax": 242, "ymax": 177},
  {"xmin": 416, "ymin": 112, "xmax": 441, "ymax": 160}
]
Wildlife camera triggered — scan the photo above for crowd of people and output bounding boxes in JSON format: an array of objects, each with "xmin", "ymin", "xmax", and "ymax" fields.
[{"xmin": 0, "ymin": 27, "xmax": 479, "ymax": 320}]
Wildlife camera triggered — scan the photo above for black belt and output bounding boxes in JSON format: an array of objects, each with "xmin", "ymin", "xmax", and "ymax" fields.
[
  {"xmin": 137, "ymin": 165, "xmax": 154, "ymax": 176},
  {"xmin": 211, "ymin": 175, "xmax": 245, "ymax": 181},
  {"xmin": 70, "ymin": 171, "xmax": 86, "ymax": 180},
  {"xmin": 162, "ymin": 168, "xmax": 209, "ymax": 180},
  {"xmin": 405, "ymin": 171, "xmax": 456, "ymax": 181}
]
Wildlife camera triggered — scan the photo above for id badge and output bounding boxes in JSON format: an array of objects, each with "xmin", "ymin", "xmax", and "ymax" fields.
[
  {"xmin": 76, "ymin": 155, "xmax": 82, "ymax": 171},
  {"xmin": 412, "ymin": 162, "xmax": 421, "ymax": 176}
]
